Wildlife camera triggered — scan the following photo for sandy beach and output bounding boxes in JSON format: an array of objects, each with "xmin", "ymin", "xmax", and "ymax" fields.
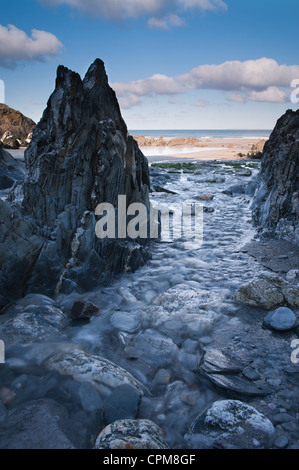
[{"xmin": 136, "ymin": 136, "xmax": 266, "ymax": 163}]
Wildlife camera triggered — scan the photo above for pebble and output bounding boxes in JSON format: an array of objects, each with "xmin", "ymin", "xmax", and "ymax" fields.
[
  {"xmin": 263, "ymin": 307, "xmax": 297, "ymax": 331},
  {"xmin": 274, "ymin": 435, "xmax": 289, "ymax": 449}
]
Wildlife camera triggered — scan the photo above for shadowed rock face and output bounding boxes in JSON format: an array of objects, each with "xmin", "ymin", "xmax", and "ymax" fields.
[
  {"xmin": 0, "ymin": 59, "xmax": 150, "ymax": 308},
  {"xmin": 252, "ymin": 109, "xmax": 299, "ymax": 245}
]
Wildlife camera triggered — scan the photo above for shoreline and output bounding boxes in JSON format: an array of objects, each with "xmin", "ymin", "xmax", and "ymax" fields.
[{"xmin": 137, "ymin": 136, "xmax": 266, "ymax": 163}]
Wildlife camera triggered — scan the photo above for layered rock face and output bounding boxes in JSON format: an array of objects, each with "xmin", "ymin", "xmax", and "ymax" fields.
[
  {"xmin": 252, "ymin": 109, "xmax": 299, "ymax": 245},
  {"xmin": 0, "ymin": 59, "xmax": 150, "ymax": 308}
]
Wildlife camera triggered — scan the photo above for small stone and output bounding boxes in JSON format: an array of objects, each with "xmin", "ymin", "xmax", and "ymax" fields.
[
  {"xmin": 196, "ymin": 194, "xmax": 214, "ymax": 201},
  {"xmin": 78, "ymin": 382, "xmax": 102, "ymax": 412},
  {"xmin": 71, "ymin": 300, "xmax": 99, "ymax": 322},
  {"xmin": 263, "ymin": 307, "xmax": 297, "ymax": 331},
  {"xmin": 242, "ymin": 366, "xmax": 260, "ymax": 381},
  {"xmin": 152, "ymin": 369, "xmax": 172, "ymax": 388},
  {"xmin": 235, "ymin": 168, "xmax": 252, "ymax": 177},
  {"xmin": 0, "ymin": 387, "xmax": 16, "ymax": 405},
  {"xmin": 274, "ymin": 435, "xmax": 289, "ymax": 449}
]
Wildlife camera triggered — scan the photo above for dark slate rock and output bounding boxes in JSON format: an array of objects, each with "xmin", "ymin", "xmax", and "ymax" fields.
[
  {"xmin": 103, "ymin": 384, "xmax": 141, "ymax": 424},
  {"xmin": 252, "ymin": 109, "xmax": 299, "ymax": 245},
  {"xmin": 200, "ymin": 348, "xmax": 243, "ymax": 375},
  {"xmin": 71, "ymin": 300, "xmax": 99, "ymax": 322}
]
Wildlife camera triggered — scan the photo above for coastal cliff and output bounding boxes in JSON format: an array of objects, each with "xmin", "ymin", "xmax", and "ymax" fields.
[{"xmin": 252, "ymin": 109, "xmax": 299, "ymax": 245}]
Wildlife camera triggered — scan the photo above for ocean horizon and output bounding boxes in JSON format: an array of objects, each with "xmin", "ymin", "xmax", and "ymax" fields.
[{"xmin": 129, "ymin": 129, "xmax": 271, "ymax": 139}]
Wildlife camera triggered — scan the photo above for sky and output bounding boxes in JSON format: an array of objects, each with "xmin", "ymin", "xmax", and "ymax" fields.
[{"xmin": 0, "ymin": 0, "xmax": 299, "ymax": 130}]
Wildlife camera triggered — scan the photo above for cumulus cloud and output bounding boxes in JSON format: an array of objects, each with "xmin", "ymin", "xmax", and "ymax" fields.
[
  {"xmin": 178, "ymin": 58, "xmax": 299, "ymax": 91},
  {"xmin": 39, "ymin": 0, "xmax": 227, "ymax": 25},
  {"xmin": 112, "ymin": 74, "xmax": 183, "ymax": 109},
  {"xmin": 0, "ymin": 24, "xmax": 62, "ymax": 67},
  {"xmin": 227, "ymin": 87, "xmax": 288, "ymax": 103},
  {"xmin": 113, "ymin": 74, "xmax": 182, "ymax": 95}
]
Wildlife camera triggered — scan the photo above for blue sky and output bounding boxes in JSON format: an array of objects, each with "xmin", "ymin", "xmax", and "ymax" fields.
[{"xmin": 0, "ymin": 0, "xmax": 298, "ymax": 129}]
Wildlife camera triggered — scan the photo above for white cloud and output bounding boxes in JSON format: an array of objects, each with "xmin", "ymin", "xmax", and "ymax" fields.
[
  {"xmin": 227, "ymin": 87, "xmax": 288, "ymax": 103},
  {"xmin": 118, "ymin": 94, "xmax": 142, "ymax": 109},
  {"xmin": 178, "ymin": 57, "xmax": 299, "ymax": 91},
  {"xmin": 112, "ymin": 74, "xmax": 183, "ymax": 109},
  {"xmin": 39, "ymin": 0, "xmax": 227, "ymax": 24},
  {"xmin": 148, "ymin": 14, "xmax": 186, "ymax": 30},
  {"xmin": 0, "ymin": 24, "xmax": 62, "ymax": 67},
  {"xmin": 112, "ymin": 74, "xmax": 183, "ymax": 97}
]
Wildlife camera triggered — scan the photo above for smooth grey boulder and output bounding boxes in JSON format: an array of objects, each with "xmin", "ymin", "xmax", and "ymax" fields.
[
  {"xmin": 263, "ymin": 307, "xmax": 297, "ymax": 331},
  {"xmin": 95, "ymin": 419, "xmax": 168, "ymax": 449},
  {"xmin": 186, "ymin": 400, "xmax": 275, "ymax": 449}
]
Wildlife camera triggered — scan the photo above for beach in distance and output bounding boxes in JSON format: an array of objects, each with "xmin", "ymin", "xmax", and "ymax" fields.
[{"xmin": 131, "ymin": 130, "xmax": 269, "ymax": 162}]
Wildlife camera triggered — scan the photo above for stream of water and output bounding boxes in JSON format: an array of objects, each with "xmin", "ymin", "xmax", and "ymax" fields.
[{"xmin": 1, "ymin": 160, "xmax": 265, "ymax": 448}]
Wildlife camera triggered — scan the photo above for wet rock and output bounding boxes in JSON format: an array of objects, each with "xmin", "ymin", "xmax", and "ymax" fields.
[
  {"xmin": 196, "ymin": 194, "xmax": 214, "ymax": 201},
  {"xmin": 2, "ymin": 304, "xmax": 69, "ymax": 343},
  {"xmin": 200, "ymin": 348, "xmax": 243, "ymax": 375},
  {"xmin": 234, "ymin": 273, "xmax": 299, "ymax": 310},
  {"xmin": 78, "ymin": 382, "xmax": 103, "ymax": 412},
  {"xmin": 0, "ymin": 387, "xmax": 16, "ymax": 405},
  {"xmin": 124, "ymin": 329, "xmax": 178, "ymax": 369},
  {"xmin": 46, "ymin": 348, "xmax": 146, "ymax": 397},
  {"xmin": 71, "ymin": 300, "xmax": 99, "ymax": 322},
  {"xmin": 242, "ymin": 366, "xmax": 260, "ymax": 381},
  {"xmin": 252, "ymin": 109, "xmax": 299, "ymax": 245},
  {"xmin": 110, "ymin": 310, "xmax": 140, "ymax": 333},
  {"xmin": 95, "ymin": 419, "xmax": 168, "ymax": 449},
  {"xmin": 152, "ymin": 369, "xmax": 172, "ymax": 389},
  {"xmin": 263, "ymin": 307, "xmax": 297, "ymax": 331},
  {"xmin": 186, "ymin": 400, "xmax": 275, "ymax": 449},
  {"xmin": 273, "ymin": 435, "xmax": 289, "ymax": 449},
  {"xmin": 142, "ymin": 285, "xmax": 220, "ymax": 341},
  {"xmin": 235, "ymin": 168, "xmax": 252, "ymax": 177},
  {"xmin": 0, "ymin": 399, "xmax": 75, "ymax": 449},
  {"xmin": 103, "ymin": 384, "xmax": 141, "ymax": 424},
  {"xmin": 199, "ymin": 349, "xmax": 270, "ymax": 399}
]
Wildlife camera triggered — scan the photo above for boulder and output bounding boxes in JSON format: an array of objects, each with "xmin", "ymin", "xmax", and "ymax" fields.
[
  {"xmin": 46, "ymin": 348, "xmax": 147, "ymax": 397},
  {"xmin": 263, "ymin": 307, "xmax": 297, "ymax": 331},
  {"xmin": 186, "ymin": 400, "xmax": 275, "ymax": 449},
  {"xmin": 103, "ymin": 384, "xmax": 141, "ymax": 424},
  {"xmin": 95, "ymin": 419, "xmax": 168, "ymax": 449},
  {"xmin": 234, "ymin": 273, "xmax": 299, "ymax": 310}
]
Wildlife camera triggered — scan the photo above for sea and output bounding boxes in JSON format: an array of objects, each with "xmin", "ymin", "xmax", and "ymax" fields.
[{"xmin": 129, "ymin": 129, "xmax": 271, "ymax": 139}]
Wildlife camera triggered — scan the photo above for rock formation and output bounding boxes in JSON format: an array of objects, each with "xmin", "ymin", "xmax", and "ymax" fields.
[
  {"xmin": 0, "ymin": 145, "xmax": 25, "ymax": 189},
  {"xmin": 252, "ymin": 109, "xmax": 299, "ymax": 245},
  {"xmin": 0, "ymin": 59, "xmax": 150, "ymax": 309},
  {"xmin": 0, "ymin": 104, "xmax": 35, "ymax": 147}
]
